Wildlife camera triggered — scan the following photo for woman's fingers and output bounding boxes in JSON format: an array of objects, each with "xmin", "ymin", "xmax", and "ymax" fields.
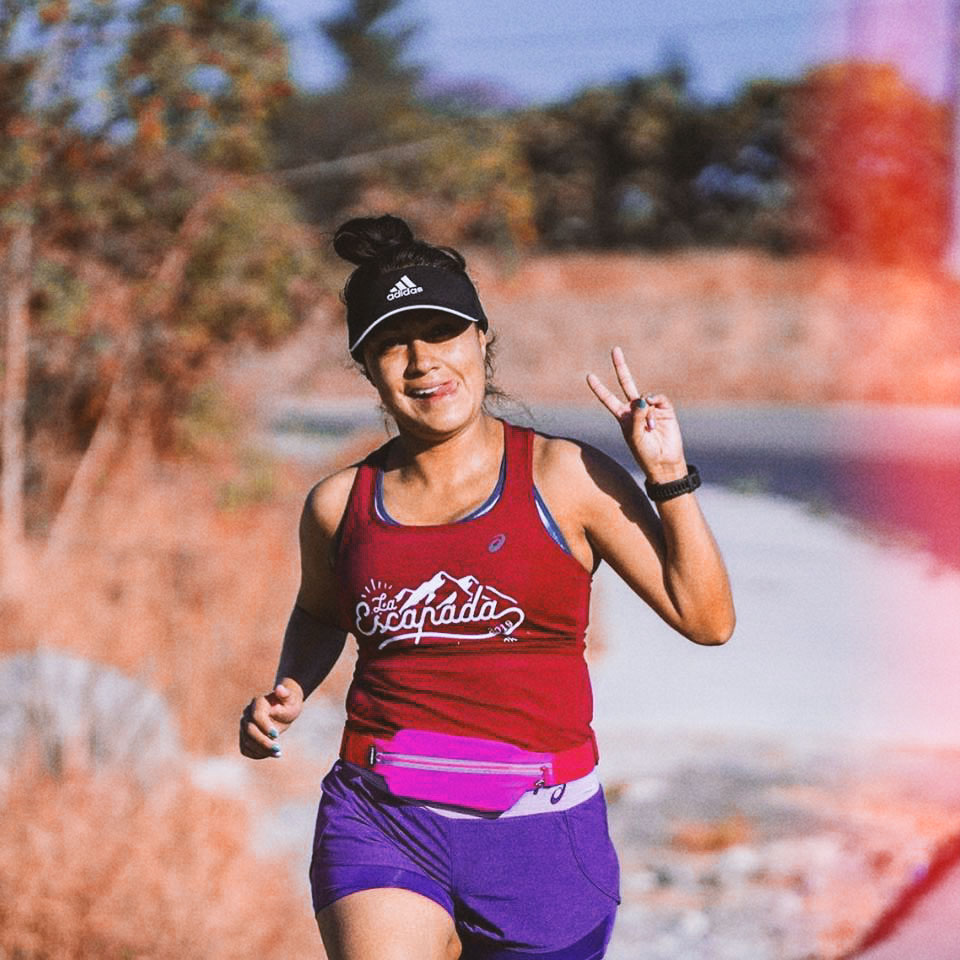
[
  {"xmin": 611, "ymin": 347, "xmax": 640, "ymax": 401},
  {"xmin": 589, "ymin": 349, "xmax": 666, "ymax": 436},
  {"xmin": 586, "ymin": 372, "xmax": 628, "ymax": 417},
  {"xmin": 239, "ymin": 696, "xmax": 283, "ymax": 759}
]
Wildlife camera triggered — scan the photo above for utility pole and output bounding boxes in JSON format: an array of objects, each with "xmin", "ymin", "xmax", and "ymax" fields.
[
  {"xmin": 846, "ymin": 0, "xmax": 870, "ymax": 58},
  {"xmin": 945, "ymin": 0, "xmax": 960, "ymax": 273}
]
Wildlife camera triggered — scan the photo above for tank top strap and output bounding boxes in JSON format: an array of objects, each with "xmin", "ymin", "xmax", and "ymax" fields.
[
  {"xmin": 499, "ymin": 420, "xmax": 536, "ymax": 512},
  {"xmin": 337, "ymin": 441, "xmax": 390, "ymax": 552}
]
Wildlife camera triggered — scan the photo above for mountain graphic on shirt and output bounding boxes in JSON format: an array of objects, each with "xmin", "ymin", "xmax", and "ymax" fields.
[
  {"xmin": 395, "ymin": 571, "xmax": 480, "ymax": 611},
  {"xmin": 355, "ymin": 570, "xmax": 525, "ymax": 648}
]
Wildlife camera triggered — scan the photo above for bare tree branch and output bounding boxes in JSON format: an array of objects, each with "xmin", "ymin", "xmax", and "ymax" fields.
[
  {"xmin": 1, "ymin": 218, "xmax": 32, "ymax": 601},
  {"xmin": 42, "ymin": 185, "xmax": 231, "ymax": 567}
]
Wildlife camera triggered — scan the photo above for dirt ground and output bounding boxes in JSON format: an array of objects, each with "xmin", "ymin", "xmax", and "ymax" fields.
[{"xmin": 228, "ymin": 249, "xmax": 960, "ymax": 409}]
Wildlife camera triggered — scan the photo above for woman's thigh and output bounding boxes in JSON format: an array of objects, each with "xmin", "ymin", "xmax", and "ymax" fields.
[{"xmin": 317, "ymin": 887, "xmax": 461, "ymax": 960}]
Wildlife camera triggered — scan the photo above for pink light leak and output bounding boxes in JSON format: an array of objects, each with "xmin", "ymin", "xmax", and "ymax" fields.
[{"xmin": 845, "ymin": 0, "xmax": 951, "ymax": 100}]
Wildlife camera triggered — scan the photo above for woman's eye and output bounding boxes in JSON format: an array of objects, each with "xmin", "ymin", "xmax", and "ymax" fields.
[{"xmin": 426, "ymin": 322, "xmax": 461, "ymax": 341}]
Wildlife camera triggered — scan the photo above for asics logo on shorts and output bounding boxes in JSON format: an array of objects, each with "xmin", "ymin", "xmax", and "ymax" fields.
[{"xmin": 386, "ymin": 275, "xmax": 424, "ymax": 300}]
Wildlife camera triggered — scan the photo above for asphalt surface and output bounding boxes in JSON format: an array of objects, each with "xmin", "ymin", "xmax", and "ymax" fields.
[{"xmin": 265, "ymin": 402, "xmax": 960, "ymax": 957}]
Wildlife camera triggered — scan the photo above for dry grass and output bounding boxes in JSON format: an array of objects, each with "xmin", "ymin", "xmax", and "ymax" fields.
[
  {"xmin": 0, "ymin": 759, "xmax": 320, "ymax": 960},
  {"xmin": 0, "ymin": 410, "xmax": 357, "ymax": 957},
  {"xmin": 8, "ymin": 419, "xmax": 370, "ymax": 756},
  {"xmin": 670, "ymin": 813, "xmax": 754, "ymax": 853}
]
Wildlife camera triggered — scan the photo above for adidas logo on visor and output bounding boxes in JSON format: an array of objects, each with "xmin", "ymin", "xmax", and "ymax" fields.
[{"xmin": 386, "ymin": 275, "xmax": 424, "ymax": 301}]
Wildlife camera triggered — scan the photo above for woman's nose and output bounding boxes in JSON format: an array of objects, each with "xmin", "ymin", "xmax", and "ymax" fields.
[{"xmin": 404, "ymin": 338, "xmax": 437, "ymax": 373}]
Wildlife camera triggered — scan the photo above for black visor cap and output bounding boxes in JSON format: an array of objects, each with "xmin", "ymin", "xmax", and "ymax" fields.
[{"xmin": 348, "ymin": 266, "xmax": 488, "ymax": 359}]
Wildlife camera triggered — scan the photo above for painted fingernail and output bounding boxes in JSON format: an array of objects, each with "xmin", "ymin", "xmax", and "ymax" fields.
[
  {"xmin": 633, "ymin": 397, "xmax": 647, "ymax": 410},
  {"xmin": 271, "ymin": 744, "xmax": 282, "ymax": 756},
  {"xmin": 268, "ymin": 728, "xmax": 278, "ymax": 739}
]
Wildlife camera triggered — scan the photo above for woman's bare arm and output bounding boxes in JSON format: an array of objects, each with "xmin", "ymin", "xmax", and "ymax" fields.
[
  {"xmin": 536, "ymin": 348, "xmax": 735, "ymax": 646},
  {"xmin": 239, "ymin": 466, "xmax": 357, "ymax": 759}
]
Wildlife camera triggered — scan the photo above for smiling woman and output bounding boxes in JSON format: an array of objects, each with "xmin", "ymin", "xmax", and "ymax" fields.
[
  {"xmin": 239, "ymin": 214, "xmax": 735, "ymax": 960},
  {"xmin": 361, "ymin": 310, "xmax": 486, "ymax": 440}
]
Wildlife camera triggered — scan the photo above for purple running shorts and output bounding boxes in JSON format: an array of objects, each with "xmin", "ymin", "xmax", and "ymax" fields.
[{"xmin": 310, "ymin": 761, "xmax": 620, "ymax": 959}]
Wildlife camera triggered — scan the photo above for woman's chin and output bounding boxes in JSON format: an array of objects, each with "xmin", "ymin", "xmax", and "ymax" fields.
[{"xmin": 391, "ymin": 395, "xmax": 483, "ymax": 437}]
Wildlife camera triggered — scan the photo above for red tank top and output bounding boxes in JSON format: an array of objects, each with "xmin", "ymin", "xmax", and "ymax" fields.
[{"xmin": 334, "ymin": 420, "xmax": 596, "ymax": 753}]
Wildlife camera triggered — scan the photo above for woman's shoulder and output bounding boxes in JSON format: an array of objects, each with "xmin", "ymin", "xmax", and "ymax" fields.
[
  {"xmin": 530, "ymin": 428, "xmax": 612, "ymax": 477},
  {"xmin": 530, "ymin": 428, "xmax": 636, "ymax": 503},
  {"xmin": 302, "ymin": 463, "xmax": 362, "ymax": 539},
  {"xmin": 302, "ymin": 437, "xmax": 395, "ymax": 535},
  {"xmin": 531, "ymin": 429, "xmax": 581, "ymax": 469}
]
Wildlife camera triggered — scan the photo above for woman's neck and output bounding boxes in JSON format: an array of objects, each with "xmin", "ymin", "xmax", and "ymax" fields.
[{"xmin": 388, "ymin": 413, "xmax": 503, "ymax": 492}]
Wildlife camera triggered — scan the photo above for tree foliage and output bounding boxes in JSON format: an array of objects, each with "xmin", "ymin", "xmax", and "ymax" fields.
[
  {"xmin": 787, "ymin": 62, "xmax": 950, "ymax": 263},
  {"xmin": 267, "ymin": 0, "xmax": 537, "ymax": 248},
  {"xmin": 1, "ymin": 0, "xmax": 316, "ymax": 559},
  {"xmin": 115, "ymin": 0, "xmax": 293, "ymax": 172},
  {"xmin": 268, "ymin": 0, "xmax": 426, "ymax": 221},
  {"xmin": 321, "ymin": 0, "xmax": 423, "ymax": 94},
  {"xmin": 517, "ymin": 70, "xmax": 794, "ymax": 250}
]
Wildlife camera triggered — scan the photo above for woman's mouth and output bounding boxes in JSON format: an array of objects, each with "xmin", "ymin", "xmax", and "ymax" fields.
[{"xmin": 407, "ymin": 381, "xmax": 456, "ymax": 401}]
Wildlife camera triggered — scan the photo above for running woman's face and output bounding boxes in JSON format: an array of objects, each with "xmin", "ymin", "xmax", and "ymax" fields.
[{"xmin": 362, "ymin": 311, "xmax": 487, "ymax": 437}]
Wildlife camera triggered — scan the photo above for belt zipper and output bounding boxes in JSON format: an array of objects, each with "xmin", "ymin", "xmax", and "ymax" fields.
[{"xmin": 369, "ymin": 746, "xmax": 548, "ymax": 786}]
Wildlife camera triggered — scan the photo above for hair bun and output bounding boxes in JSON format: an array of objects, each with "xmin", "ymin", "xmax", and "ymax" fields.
[{"xmin": 333, "ymin": 215, "xmax": 415, "ymax": 265}]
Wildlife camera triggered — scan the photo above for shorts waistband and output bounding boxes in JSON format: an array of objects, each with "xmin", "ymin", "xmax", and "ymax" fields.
[{"xmin": 427, "ymin": 770, "xmax": 601, "ymax": 819}]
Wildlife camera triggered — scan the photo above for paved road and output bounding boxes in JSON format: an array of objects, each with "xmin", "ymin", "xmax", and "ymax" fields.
[
  {"xmin": 262, "ymin": 402, "xmax": 960, "ymax": 955},
  {"xmin": 590, "ymin": 482, "xmax": 960, "ymax": 749},
  {"xmin": 267, "ymin": 401, "xmax": 960, "ymax": 569}
]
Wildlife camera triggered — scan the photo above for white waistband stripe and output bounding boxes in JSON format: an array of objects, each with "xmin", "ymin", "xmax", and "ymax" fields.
[{"xmin": 425, "ymin": 770, "xmax": 600, "ymax": 819}]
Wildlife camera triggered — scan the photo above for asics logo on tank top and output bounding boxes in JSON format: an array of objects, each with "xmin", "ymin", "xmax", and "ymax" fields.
[
  {"xmin": 386, "ymin": 275, "xmax": 424, "ymax": 301},
  {"xmin": 488, "ymin": 534, "xmax": 506, "ymax": 552},
  {"xmin": 355, "ymin": 572, "xmax": 526, "ymax": 650}
]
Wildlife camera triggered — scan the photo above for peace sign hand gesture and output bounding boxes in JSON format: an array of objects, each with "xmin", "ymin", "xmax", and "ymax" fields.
[{"xmin": 586, "ymin": 347, "xmax": 687, "ymax": 483}]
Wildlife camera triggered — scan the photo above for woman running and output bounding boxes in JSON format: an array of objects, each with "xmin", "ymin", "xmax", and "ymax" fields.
[{"xmin": 239, "ymin": 214, "xmax": 735, "ymax": 960}]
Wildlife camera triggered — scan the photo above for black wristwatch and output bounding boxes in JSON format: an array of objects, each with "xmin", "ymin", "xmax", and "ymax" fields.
[{"xmin": 644, "ymin": 464, "xmax": 701, "ymax": 502}]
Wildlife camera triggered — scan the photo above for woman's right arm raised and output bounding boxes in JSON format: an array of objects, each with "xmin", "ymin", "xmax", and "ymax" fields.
[{"xmin": 238, "ymin": 467, "xmax": 357, "ymax": 760}]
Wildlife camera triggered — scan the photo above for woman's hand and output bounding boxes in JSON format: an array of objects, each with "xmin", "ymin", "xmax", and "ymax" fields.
[
  {"xmin": 239, "ymin": 681, "xmax": 304, "ymax": 759},
  {"xmin": 586, "ymin": 347, "xmax": 687, "ymax": 482}
]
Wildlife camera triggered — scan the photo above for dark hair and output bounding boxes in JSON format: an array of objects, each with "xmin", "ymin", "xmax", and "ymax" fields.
[
  {"xmin": 333, "ymin": 214, "xmax": 470, "ymax": 314},
  {"xmin": 332, "ymin": 214, "xmax": 506, "ymax": 407}
]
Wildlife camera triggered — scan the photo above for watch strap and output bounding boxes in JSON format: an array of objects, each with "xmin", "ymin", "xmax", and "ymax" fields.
[{"xmin": 644, "ymin": 464, "xmax": 701, "ymax": 502}]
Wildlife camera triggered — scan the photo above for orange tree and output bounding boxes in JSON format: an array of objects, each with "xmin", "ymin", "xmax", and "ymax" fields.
[{"xmin": 787, "ymin": 62, "xmax": 950, "ymax": 263}]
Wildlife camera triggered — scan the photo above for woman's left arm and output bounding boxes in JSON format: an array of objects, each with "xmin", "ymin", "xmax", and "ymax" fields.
[{"xmin": 574, "ymin": 347, "xmax": 735, "ymax": 646}]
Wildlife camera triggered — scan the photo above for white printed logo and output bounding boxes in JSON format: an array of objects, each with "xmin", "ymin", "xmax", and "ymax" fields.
[
  {"xmin": 355, "ymin": 572, "xmax": 525, "ymax": 649},
  {"xmin": 386, "ymin": 275, "xmax": 424, "ymax": 301}
]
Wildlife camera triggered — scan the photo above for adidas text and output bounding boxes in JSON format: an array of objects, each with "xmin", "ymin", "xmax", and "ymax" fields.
[{"xmin": 386, "ymin": 275, "xmax": 424, "ymax": 301}]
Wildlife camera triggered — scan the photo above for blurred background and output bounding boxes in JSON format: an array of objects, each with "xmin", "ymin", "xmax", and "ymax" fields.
[{"xmin": 1, "ymin": 0, "xmax": 959, "ymax": 957}]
